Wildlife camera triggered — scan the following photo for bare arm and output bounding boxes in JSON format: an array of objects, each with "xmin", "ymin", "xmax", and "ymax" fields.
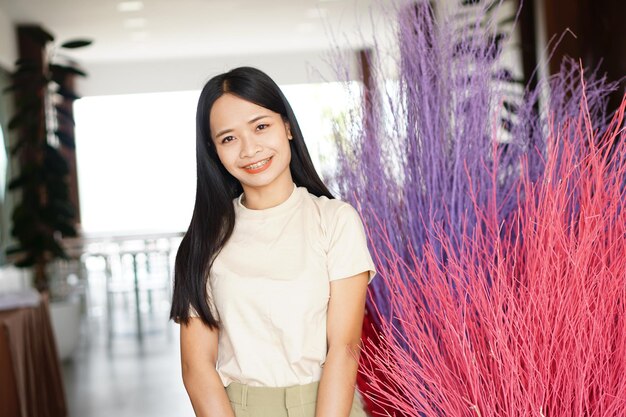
[
  {"xmin": 180, "ymin": 318, "xmax": 235, "ymax": 417},
  {"xmin": 315, "ymin": 272, "xmax": 369, "ymax": 417}
]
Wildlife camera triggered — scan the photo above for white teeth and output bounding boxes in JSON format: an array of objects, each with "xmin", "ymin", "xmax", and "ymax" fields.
[{"xmin": 244, "ymin": 157, "xmax": 271, "ymax": 170}]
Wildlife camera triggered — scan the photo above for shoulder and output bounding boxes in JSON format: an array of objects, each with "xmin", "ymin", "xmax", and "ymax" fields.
[
  {"xmin": 306, "ymin": 190, "xmax": 351, "ymax": 213},
  {"xmin": 302, "ymin": 190, "xmax": 362, "ymax": 238}
]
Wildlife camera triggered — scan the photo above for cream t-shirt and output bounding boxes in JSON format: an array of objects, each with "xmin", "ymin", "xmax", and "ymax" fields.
[{"xmin": 208, "ymin": 183, "xmax": 376, "ymax": 387}]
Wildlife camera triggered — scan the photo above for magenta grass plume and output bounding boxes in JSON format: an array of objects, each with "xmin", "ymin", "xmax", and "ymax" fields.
[{"xmin": 359, "ymin": 93, "xmax": 625, "ymax": 416}]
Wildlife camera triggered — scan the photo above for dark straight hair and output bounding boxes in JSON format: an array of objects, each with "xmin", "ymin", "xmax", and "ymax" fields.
[{"xmin": 170, "ymin": 66, "xmax": 334, "ymax": 328}]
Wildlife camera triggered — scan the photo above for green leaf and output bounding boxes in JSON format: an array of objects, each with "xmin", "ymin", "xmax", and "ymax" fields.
[
  {"xmin": 8, "ymin": 173, "xmax": 29, "ymax": 190},
  {"xmin": 60, "ymin": 39, "xmax": 93, "ymax": 49},
  {"xmin": 10, "ymin": 140, "xmax": 26, "ymax": 155},
  {"xmin": 5, "ymin": 245, "xmax": 25, "ymax": 255},
  {"xmin": 44, "ymin": 236, "xmax": 67, "ymax": 258},
  {"xmin": 10, "ymin": 219, "xmax": 35, "ymax": 238},
  {"xmin": 3, "ymin": 84, "xmax": 17, "ymax": 93},
  {"xmin": 11, "ymin": 223, "xmax": 36, "ymax": 243},
  {"xmin": 57, "ymin": 86, "xmax": 80, "ymax": 101},
  {"xmin": 45, "ymin": 178, "xmax": 70, "ymax": 198},
  {"xmin": 49, "ymin": 63, "xmax": 87, "ymax": 78},
  {"xmin": 15, "ymin": 255, "xmax": 37, "ymax": 268},
  {"xmin": 58, "ymin": 222, "xmax": 78, "ymax": 238},
  {"xmin": 55, "ymin": 106, "xmax": 76, "ymax": 126},
  {"xmin": 55, "ymin": 104, "xmax": 73, "ymax": 119},
  {"xmin": 1, "ymin": 77, "xmax": 46, "ymax": 94},
  {"xmin": 13, "ymin": 62, "xmax": 42, "ymax": 77},
  {"xmin": 55, "ymin": 129, "xmax": 76, "ymax": 149},
  {"xmin": 51, "ymin": 201, "xmax": 76, "ymax": 219},
  {"xmin": 35, "ymin": 27, "xmax": 55, "ymax": 43},
  {"xmin": 12, "ymin": 200, "xmax": 40, "ymax": 222}
]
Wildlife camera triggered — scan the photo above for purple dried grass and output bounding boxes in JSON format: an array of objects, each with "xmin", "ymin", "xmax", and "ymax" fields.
[{"xmin": 329, "ymin": 1, "xmax": 622, "ymax": 323}]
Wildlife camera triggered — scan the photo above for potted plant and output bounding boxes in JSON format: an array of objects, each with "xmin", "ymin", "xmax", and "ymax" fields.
[
  {"xmin": 4, "ymin": 26, "xmax": 90, "ymax": 290},
  {"xmin": 4, "ymin": 25, "xmax": 91, "ymax": 359}
]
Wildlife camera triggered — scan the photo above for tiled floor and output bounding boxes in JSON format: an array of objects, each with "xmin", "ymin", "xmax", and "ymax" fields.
[{"xmin": 61, "ymin": 267, "xmax": 195, "ymax": 417}]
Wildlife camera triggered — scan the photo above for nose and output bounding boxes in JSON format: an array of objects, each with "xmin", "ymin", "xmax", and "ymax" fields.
[{"xmin": 239, "ymin": 133, "xmax": 262, "ymax": 159}]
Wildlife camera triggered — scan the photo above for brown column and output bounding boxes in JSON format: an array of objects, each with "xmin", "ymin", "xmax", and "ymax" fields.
[
  {"xmin": 358, "ymin": 48, "xmax": 374, "ymax": 127},
  {"xmin": 542, "ymin": 0, "xmax": 626, "ymax": 114},
  {"xmin": 15, "ymin": 26, "xmax": 48, "ymax": 235},
  {"xmin": 57, "ymin": 69, "xmax": 82, "ymax": 226},
  {"xmin": 16, "ymin": 25, "xmax": 81, "ymax": 228},
  {"xmin": 518, "ymin": 0, "xmax": 538, "ymax": 91},
  {"xmin": 17, "ymin": 25, "xmax": 47, "ymax": 63}
]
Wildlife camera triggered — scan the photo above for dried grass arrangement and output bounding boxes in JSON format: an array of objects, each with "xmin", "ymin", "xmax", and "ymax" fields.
[{"xmin": 330, "ymin": 1, "xmax": 625, "ymax": 415}]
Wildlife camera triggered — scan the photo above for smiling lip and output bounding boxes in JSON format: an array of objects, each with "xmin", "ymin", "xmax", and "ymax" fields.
[{"xmin": 242, "ymin": 156, "xmax": 273, "ymax": 174}]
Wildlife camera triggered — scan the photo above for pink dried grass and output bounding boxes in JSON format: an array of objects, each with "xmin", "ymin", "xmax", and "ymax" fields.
[{"xmin": 359, "ymin": 91, "xmax": 626, "ymax": 416}]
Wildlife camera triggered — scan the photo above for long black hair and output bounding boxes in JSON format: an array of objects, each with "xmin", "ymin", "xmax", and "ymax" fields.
[{"xmin": 170, "ymin": 66, "xmax": 334, "ymax": 328}]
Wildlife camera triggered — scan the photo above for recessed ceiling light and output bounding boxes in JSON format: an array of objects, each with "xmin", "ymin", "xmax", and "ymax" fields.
[
  {"xmin": 124, "ymin": 17, "xmax": 146, "ymax": 28},
  {"xmin": 117, "ymin": 1, "xmax": 144, "ymax": 12}
]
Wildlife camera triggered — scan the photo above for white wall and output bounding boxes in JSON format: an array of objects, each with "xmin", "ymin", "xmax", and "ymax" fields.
[
  {"xmin": 0, "ymin": 6, "xmax": 16, "ymax": 70},
  {"xmin": 79, "ymin": 50, "xmax": 361, "ymax": 96}
]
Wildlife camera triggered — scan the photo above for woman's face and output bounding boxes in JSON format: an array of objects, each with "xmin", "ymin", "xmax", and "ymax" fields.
[{"xmin": 209, "ymin": 93, "xmax": 293, "ymax": 192}]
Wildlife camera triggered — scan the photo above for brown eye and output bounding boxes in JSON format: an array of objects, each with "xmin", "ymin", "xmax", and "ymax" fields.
[
  {"xmin": 221, "ymin": 135, "xmax": 235, "ymax": 143},
  {"xmin": 256, "ymin": 123, "xmax": 269, "ymax": 131}
]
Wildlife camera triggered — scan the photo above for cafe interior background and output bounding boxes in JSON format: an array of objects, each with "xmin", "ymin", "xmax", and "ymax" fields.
[{"xmin": 0, "ymin": 0, "xmax": 623, "ymax": 416}]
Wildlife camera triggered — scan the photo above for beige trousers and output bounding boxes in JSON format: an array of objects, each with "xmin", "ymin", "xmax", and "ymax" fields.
[{"xmin": 226, "ymin": 381, "xmax": 368, "ymax": 417}]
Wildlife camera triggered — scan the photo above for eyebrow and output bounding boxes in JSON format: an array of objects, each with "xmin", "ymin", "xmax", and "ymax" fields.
[{"xmin": 215, "ymin": 115, "xmax": 271, "ymax": 138}]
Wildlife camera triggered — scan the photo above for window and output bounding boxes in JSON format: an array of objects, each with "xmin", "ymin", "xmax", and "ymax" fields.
[{"xmin": 74, "ymin": 82, "xmax": 357, "ymax": 234}]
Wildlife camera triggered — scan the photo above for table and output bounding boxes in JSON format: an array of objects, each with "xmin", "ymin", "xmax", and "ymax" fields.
[{"xmin": 0, "ymin": 295, "xmax": 67, "ymax": 417}]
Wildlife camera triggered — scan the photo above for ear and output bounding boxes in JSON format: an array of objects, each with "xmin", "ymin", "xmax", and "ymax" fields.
[{"xmin": 285, "ymin": 121, "xmax": 293, "ymax": 140}]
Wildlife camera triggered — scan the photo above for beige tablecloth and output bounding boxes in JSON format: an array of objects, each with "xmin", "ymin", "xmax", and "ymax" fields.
[{"xmin": 0, "ymin": 295, "xmax": 67, "ymax": 417}]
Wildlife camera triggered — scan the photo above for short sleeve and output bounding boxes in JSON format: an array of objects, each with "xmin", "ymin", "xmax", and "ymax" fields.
[{"xmin": 326, "ymin": 203, "xmax": 377, "ymax": 283}]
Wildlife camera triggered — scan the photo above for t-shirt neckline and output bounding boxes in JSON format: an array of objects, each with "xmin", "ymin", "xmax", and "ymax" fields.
[{"xmin": 236, "ymin": 183, "xmax": 302, "ymax": 219}]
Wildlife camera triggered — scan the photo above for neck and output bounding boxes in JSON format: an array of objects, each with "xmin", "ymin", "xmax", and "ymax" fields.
[{"xmin": 241, "ymin": 175, "xmax": 295, "ymax": 210}]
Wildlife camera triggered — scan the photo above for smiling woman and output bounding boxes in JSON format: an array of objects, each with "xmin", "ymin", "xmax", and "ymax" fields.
[
  {"xmin": 170, "ymin": 67, "xmax": 375, "ymax": 417},
  {"xmin": 209, "ymin": 93, "xmax": 295, "ymax": 208}
]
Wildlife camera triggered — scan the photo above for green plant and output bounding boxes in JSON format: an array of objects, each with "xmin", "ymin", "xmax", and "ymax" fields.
[{"xmin": 4, "ymin": 26, "xmax": 91, "ymax": 292}]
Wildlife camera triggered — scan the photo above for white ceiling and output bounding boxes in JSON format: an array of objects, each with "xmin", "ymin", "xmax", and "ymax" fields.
[{"xmin": 0, "ymin": 0, "xmax": 388, "ymax": 63}]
